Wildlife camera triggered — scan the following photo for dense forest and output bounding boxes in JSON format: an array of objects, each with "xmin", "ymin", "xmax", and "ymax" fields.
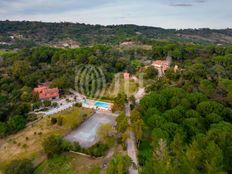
[
  {"xmin": 138, "ymin": 87, "xmax": 232, "ymax": 173},
  {"xmin": 1, "ymin": 21, "xmax": 232, "ymax": 49},
  {"xmin": 1, "ymin": 40, "xmax": 232, "ymax": 136},
  {"xmin": 0, "ymin": 44, "xmax": 145, "ymax": 136},
  {"xmin": 136, "ymin": 43, "xmax": 232, "ymax": 173}
]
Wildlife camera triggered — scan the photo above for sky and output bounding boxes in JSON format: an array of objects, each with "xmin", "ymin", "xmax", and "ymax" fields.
[{"xmin": 0, "ymin": 0, "xmax": 231, "ymax": 29}]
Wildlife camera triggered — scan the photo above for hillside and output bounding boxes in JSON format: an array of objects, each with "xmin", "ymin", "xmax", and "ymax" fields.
[{"xmin": 0, "ymin": 21, "xmax": 232, "ymax": 49}]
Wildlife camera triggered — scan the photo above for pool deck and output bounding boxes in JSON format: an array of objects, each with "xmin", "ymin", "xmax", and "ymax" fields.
[
  {"xmin": 65, "ymin": 112, "xmax": 116, "ymax": 148},
  {"xmin": 82, "ymin": 99, "xmax": 113, "ymax": 111}
]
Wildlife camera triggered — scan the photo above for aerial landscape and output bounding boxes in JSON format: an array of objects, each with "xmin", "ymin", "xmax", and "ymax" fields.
[{"xmin": 0, "ymin": 0, "xmax": 232, "ymax": 174}]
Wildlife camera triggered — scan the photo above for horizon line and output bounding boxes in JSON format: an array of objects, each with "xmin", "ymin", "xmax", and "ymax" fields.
[{"xmin": 1, "ymin": 19, "xmax": 231, "ymax": 30}]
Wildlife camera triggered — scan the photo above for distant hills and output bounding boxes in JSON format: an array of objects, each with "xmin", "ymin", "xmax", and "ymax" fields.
[{"xmin": 0, "ymin": 20, "xmax": 232, "ymax": 48}]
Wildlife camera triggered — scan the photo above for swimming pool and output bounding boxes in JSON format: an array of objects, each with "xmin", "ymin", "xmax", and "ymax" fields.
[{"xmin": 95, "ymin": 101, "xmax": 110, "ymax": 108}]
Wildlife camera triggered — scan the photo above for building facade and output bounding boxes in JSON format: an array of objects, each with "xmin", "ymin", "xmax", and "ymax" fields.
[{"xmin": 33, "ymin": 82, "xmax": 59, "ymax": 101}]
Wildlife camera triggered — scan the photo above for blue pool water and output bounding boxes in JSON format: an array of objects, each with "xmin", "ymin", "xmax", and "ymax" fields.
[{"xmin": 95, "ymin": 101, "xmax": 110, "ymax": 108}]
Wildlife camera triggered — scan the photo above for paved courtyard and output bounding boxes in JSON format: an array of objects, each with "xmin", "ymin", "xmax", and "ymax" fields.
[{"xmin": 65, "ymin": 112, "xmax": 116, "ymax": 148}]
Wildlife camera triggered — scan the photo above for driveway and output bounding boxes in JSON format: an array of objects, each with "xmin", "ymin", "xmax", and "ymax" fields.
[
  {"xmin": 125, "ymin": 103, "xmax": 139, "ymax": 174},
  {"xmin": 134, "ymin": 88, "xmax": 145, "ymax": 103}
]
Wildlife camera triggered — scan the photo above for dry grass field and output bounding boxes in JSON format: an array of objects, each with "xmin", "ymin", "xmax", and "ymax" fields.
[
  {"xmin": 0, "ymin": 107, "xmax": 93, "ymax": 171},
  {"xmin": 103, "ymin": 75, "xmax": 138, "ymax": 98}
]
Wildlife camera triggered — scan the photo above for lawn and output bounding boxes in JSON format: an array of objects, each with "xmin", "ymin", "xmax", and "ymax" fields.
[
  {"xmin": 0, "ymin": 107, "xmax": 93, "ymax": 172},
  {"xmin": 103, "ymin": 75, "xmax": 138, "ymax": 98}
]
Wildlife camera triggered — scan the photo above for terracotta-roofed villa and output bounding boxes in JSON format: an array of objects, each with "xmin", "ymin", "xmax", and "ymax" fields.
[
  {"xmin": 152, "ymin": 57, "xmax": 171, "ymax": 76},
  {"xmin": 33, "ymin": 81, "xmax": 59, "ymax": 101}
]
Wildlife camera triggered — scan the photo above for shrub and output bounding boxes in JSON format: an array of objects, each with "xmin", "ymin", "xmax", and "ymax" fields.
[
  {"xmin": 22, "ymin": 144, "xmax": 28, "ymax": 148},
  {"xmin": 0, "ymin": 122, "xmax": 7, "ymax": 137},
  {"xmin": 5, "ymin": 159, "xmax": 34, "ymax": 174},
  {"xmin": 72, "ymin": 142, "xmax": 109, "ymax": 157},
  {"xmin": 42, "ymin": 135, "xmax": 64, "ymax": 158},
  {"xmin": 106, "ymin": 154, "xmax": 131, "ymax": 174},
  {"xmin": 52, "ymin": 102, "xmax": 58, "ymax": 107},
  {"xmin": 57, "ymin": 117, "xmax": 63, "ymax": 126},
  {"xmin": 82, "ymin": 113, "xmax": 88, "ymax": 118},
  {"xmin": 75, "ymin": 102, "xmax": 82, "ymax": 107},
  {"xmin": 85, "ymin": 143, "xmax": 109, "ymax": 157},
  {"xmin": 7, "ymin": 115, "xmax": 27, "ymax": 133},
  {"xmin": 73, "ymin": 142, "xmax": 81, "ymax": 152},
  {"xmin": 32, "ymin": 102, "xmax": 42, "ymax": 110},
  {"xmin": 43, "ymin": 100, "xmax": 52, "ymax": 107},
  {"xmin": 51, "ymin": 117, "xmax": 57, "ymax": 125},
  {"xmin": 42, "ymin": 135, "xmax": 72, "ymax": 158}
]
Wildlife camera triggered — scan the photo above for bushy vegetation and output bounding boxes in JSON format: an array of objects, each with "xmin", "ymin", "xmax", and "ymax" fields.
[
  {"xmin": 1, "ymin": 38, "xmax": 232, "ymax": 137},
  {"xmin": 133, "ymin": 41, "xmax": 232, "ymax": 173},
  {"xmin": 34, "ymin": 155, "xmax": 74, "ymax": 174},
  {"xmin": 138, "ymin": 87, "xmax": 232, "ymax": 173},
  {"xmin": 5, "ymin": 159, "xmax": 34, "ymax": 174},
  {"xmin": 106, "ymin": 154, "xmax": 132, "ymax": 174},
  {"xmin": 0, "ymin": 45, "xmax": 140, "ymax": 135},
  {"xmin": 1, "ymin": 21, "xmax": 232, "ymax": 49},
  {"xmin": 42, "ymin": 135, "xmax": 71, "ymax": 158},
  {"xmin": 112, "ymin": 93, "xmax": 127, "ymax": 112},
  {"xmin": 42, "ymin": 135, "xmax": 109, "ymax": 158}
]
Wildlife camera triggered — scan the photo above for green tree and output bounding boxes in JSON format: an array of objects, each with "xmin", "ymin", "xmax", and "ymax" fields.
[
  {"xmin": 43, "ymin": 100, "xmax": 52, "ymax": 107},
  {"xmin": 130, "ymin": 109, "xmax": 144, "ymax": 142},
  {"xmin": 207, "ymin": 122, "xmax": 232, "ymax": 173},
  {"xmin": 196, "ymin": 101, "xmax": 225, "ymax": 116},
  {"xmin": 42, "ymin": 135, "xmax": 71, "ymax": 158},
  {"xmin": 199, "ymin": 80, "xmax": 215, "ymax": 97},
  {"xmin": 5, "ymin": 159, "xmax": 34, "ymax": 174},
  {"xmin": 0, "ymin": 122, "xmax": 7, "ymax": 137},
  {"xmin": 112, "ymin": 93, "xmax": 127, "ymax": 112},
  {"xmin": 97, "ymin": 123, "xmax": 115, "ymax": 145},
  {"xmin": 7, "ymin": 115, "xmax": 26, "ymax": 133},
  {"xmin": 12, "ymin": 60, "xmax": 31, "ymax": 80},
  {"xmin": 144, "ymin": 66, "xmax": 158, "ymax": 79},
  {"xmin": 116, "ymin": 112, "xmax": 128, "ymax": 134},
  {"xmin": 107, "ymin": 154, "xmax": 132, "ymax": 174}
]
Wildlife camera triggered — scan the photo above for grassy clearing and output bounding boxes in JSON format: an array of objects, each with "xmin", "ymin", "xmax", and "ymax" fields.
[
  {"xmin": 34, "ymin": 153, "xmax": 104, "ymax": 174},
  {"xmin": 34, "ymin": 144, "xmax": 125, "ymax": 174},
  {"xmin": 0, "ymin": 49, "xmax": 15, "ymax": 56},
  {"xmin": 34, "ymin": 155, "xmax": 74, "ymax": 174},
  {"xmin": 51, "ymin": 107, "xmax": 93, "ymax": 130},
  {"xmin": 0, "ymin": 107, "xmax": 93, "ymax": 171},
  {"xmin": 104, "ymin": 75, "xmax": 138, "ymax": 98}
]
